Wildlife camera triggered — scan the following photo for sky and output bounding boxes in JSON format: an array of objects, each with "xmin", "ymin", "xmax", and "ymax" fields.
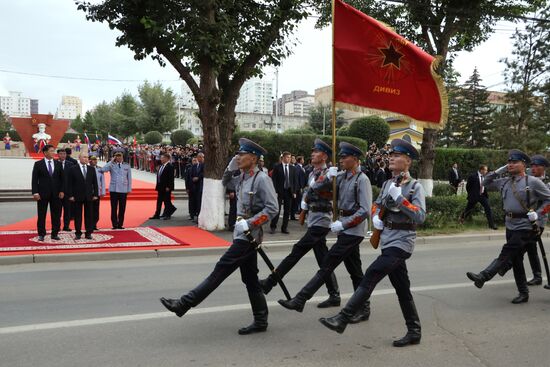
[{"xmin": 0, "ymin": 0, "xmax": 524, "ymax": 115}]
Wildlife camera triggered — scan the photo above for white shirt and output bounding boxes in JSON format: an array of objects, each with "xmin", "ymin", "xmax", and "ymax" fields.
[
  {"xmin": 44, "ymin": 158, "xmax": 55, "ymax": 174},
  {"xmin": 478, "ymin": 172, "xmax": 484, "ymax": 194}
]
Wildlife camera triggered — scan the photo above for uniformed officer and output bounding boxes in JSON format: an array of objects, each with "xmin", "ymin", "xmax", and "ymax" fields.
[
  {"xmin": 100, "ymin": 151, "xmax": 132, "ymax": 229},
  {"xmin": 319, "ymin": 139, "xmax": 426, "ymax": 347},
  {"xmin": 467, "ymin": 150, "xmax": 550, "ymax": 303},
  {"xmin": 160, "ymin": 138, "xmax": 279, "ymax": 335},
  {"xmin": 259, "ymin": 139, "xmax": 344, "ymax": 310},
  {"xmin": 278, "ymin": 142, "xmax": 372, "ymax": 318}
]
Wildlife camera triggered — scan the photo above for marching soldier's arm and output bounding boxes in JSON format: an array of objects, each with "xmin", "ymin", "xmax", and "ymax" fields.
[
  {"xmin": 341, "ymin": 175, "xmax": 372, "ymax": 229},
  {"xmin": 395, "ymin": 184, "xmax": 426, "ymax": 224},
  {"xmin": 533, "ymin": 179, "xmax": 550, "ymax": 218},
  {"xmin": 247, "ymin": 175, "xmax": 279, "ymax": 229},
  {"xmin": 482, "ymin": 170, "xmax": 506, "ymax": 191}
]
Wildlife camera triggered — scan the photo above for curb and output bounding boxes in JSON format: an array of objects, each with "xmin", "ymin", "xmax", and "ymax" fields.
[{"xmin": 2, "ymin": 231, "xmax": 549, "ymax": 266}]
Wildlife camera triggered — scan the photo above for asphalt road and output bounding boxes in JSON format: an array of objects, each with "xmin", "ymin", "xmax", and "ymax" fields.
[{"xmin": 1, "ymin": 239, "xmax": 550, "ymax": 367}]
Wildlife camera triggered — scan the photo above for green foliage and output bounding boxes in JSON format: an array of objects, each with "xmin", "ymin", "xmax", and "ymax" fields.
[
  {"xmin": 113, "ymin": 93, "xmax": 141, "ymax": 137},
  {"xmin": 0, "ymin": 109, "xmax": 11, "ymax": 130},
  {"xmin": 137, "ymin": 81, "xmax": 177, "ymax": 134},
  {"xmin": 171, "ymin": 129, "xmax": 194, "ymax": 145},
  {"xmin": 432, "ymin": 148, "xmax": 508, "ymax": 180},
  {"xmin": 144, "ymin": 130, "xmax": 163, "ymax": 145},
  {"xmin": 308, "ymin": 103, "xmax": 346, "ymax": 135},
  {"xmin": 70, "ymin": 114, "xmax": 85, "ymax": 133},
  {"xmin": 61, "ymin": 133, "xmax": 80, "ymax": 144},
  {"xmin": 337, "ymin": 126, "xmax": 349, "ymax": 136},
  {"xmin": 282, "ymin": 127, "xmax": 316, "ymax": 135},
  {"xmin": 372, "ymin": 185, "xmax": 381, "ymax": 201},
  {"xmin": 432, "ymin": 183, "xmax": 456, "ymax": 196},
  {"xmin": 233, "ymin": 131, "xmax": 368, "ymax": 168},
  {"xmin": 0, "ymin": 130, "xmax": 20, "ymax": 141},
  {"xmin": 347, "ymin": 116, "xmax": 390, "ymax": 148}
]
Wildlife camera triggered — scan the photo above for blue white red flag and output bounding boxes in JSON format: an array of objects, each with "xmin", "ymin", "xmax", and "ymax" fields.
[{"xmin": 108, "ymin": 134, "xmax": 122, "ymax": 145}]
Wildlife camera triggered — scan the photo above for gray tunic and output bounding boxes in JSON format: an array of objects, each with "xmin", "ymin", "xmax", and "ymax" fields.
[
  {"xmin": 100, "ymin": 161, "xmax": 132, "ymax": 193},
  {"xmin": 302, "ymin": 165, "xmax": 332, "ymax": 229},
  {"xmin": 310, "ymin": 169, "xmax": 372, "ymax": 237},
  {"xmin": 222, "ymin": 166, "xmax": 279, "ymax": 244},
  {"xmin": 373, "ymin": 177, "xmax": 426, "ymax": 254},
  {"xmin": 484, "ymin": 172, "xmax": 550, "ymax": 231}
]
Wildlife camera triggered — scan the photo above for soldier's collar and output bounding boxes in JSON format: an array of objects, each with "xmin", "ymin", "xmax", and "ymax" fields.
[
  {"xmin": 246, "ymin": 166, "xmax": 259, "ymax": 177},
  {"xmin": 394, "ymin": 171, "xmax": 412, "ymax": 184}
]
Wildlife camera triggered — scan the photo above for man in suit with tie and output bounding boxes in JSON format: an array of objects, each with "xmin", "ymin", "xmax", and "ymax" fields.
[
  {"xmin": 460, "ymin": 164, "xmax": 497, "ymax": 229},
  {"xmin": 89, "ymin": 156, "xmax": 106, "ymax": 230},
  {"xmin": 270, "ymin": 151, "xmax": 296, "ymax": 234},
  {"xmin": 186, "ymin": 153, "xmax": 204, "ymax": 222},
  {"xmin": 67, "ymin": 153, "xmax": 99, "ymax": 240},
  {"xmin": 291, "ymin": 156, "xmax": 307, "ymax": 220},
  {"xmin": 150, "ymin": 153, "xmax": 177, "ymax": 220},
  {"xmin": 100, "ymin": 151, "xmax": 132, "ymax": 229},
  {"xmin": 57, "ymin": 148, "xmax": 74, "ymax": 231},
  {"xmin": 448, "ymin": 163, "xmax": 462, "ymax": 194},
  {"xmin": 31, "ymin": 144, "xmax": 65, "ymax": 241}
]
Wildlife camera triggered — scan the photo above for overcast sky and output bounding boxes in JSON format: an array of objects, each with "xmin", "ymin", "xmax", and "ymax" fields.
[{"xmin": 0, "ymin": 0, "xmax": 522, "ymax": 115}]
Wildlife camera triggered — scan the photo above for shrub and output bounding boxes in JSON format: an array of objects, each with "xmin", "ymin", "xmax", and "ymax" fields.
[
  {"xmin": 347, "ymin": 116, "xmax": 390, "ymax": 148},
  {"xmin": 171, "ymin": 129, "xmax": 194, "ymax": 146},
  {"xmin": 0, "ymin": 130, "xmax": 20, "ymax": 141},
  {"xmin": 432, "ymin": 183, "xmax": 456, "ymax": 196},
  {"xmin": 144, "ymin": 131, "xmax": 163, "ymax": 145},
  {"xmin": 433, "ymin": 148, "xmax": 507, "ymax": 180}
]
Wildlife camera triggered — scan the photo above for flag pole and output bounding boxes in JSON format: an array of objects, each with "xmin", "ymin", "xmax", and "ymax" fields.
[{"xmin": 331, "ymin": 0, "xmax": 338, "ymax": 221}]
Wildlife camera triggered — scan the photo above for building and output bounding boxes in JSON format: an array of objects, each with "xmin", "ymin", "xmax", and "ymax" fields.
[
  {"xmin": 236, "ymin": 77, "xmax": 274, "ymax": 114},
  {"xmin": 275, "ymin": 90, "xmax": 309, "ymax": 116},
  {"xmin": 30, "ymin": 99, "xmax": 39, "ymax": 114},
  {"xmin": 0, "ymin": 91, "xmax": 31, "ymax": 117},
  {"xmin": 284, "ymin": 95, "xmax": 315, "ymax": 117},
  {"xmin": 56, "ymin": 96, "xmax": 82, "ymax": 120},
  {"xmin": 179, "ymin": 83, "xmax": 199, "ymax": 109}
]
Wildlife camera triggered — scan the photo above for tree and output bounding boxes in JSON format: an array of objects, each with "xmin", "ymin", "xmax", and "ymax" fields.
[
  {"xmin": 453, "ymin": 68, "xmax": 494, "ymax": 148},
  {"xmin": 137, "ymin": 81, "xmax": 177, "ymax": 134},
  {"xmin": 0, "ymin": 109, "xmax": 10, "ymax": 130},
  {"xmin": 347, "ymin": 116, "xmax": 390, "ymax": 148},
  {"xmin": 82, "ymin": 110, "xmax": 95, "ymax": 132},
  {"xmin": 144, "ymin": 130, "xmax": 163, "ymax": 145},
  {"xmin": 71, "ymin": 114, "xmax": 85, "ymax": 132},
  {"xmin": 314, "ymin": 0, "xmax": 545, "ymax": 194},
  {"xmin": 171, "ymin": 129, "xmax": 194, "ymax": 145},
  {"xmin": 308, "ymin": 103, "xmax": 346, "ymax": 135},
  {"xmin": 90, "ymin": 102, "xmax": 115, "ymax": 134},
  {"xmin": 438, "ymin": 66, "xmax": 461, "ymax": 148},
  {"xmin": 113, "ymin": 92, "xmax": 141, "ymax": 138},
  {"xmin": 77, "ymin": 0, "xmax": 313, "ymax": 230}
]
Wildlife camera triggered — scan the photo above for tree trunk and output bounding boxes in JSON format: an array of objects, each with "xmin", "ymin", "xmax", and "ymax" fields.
[{"xmin": 418, "ymin": 128, "xmax": 438, "ymax": 196}]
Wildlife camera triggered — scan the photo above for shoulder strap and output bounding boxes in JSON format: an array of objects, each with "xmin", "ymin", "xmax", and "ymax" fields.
[
  {"xmin": 354, "ymin": 171, "xmax": 364, "ymax": 207},
  {"xmin": 408, "ymin": 180, "xmax": 418, "ymax": 202},
  {"xmin": 248, "ymin": 170, "xmax": 262, "ymax": 209}
]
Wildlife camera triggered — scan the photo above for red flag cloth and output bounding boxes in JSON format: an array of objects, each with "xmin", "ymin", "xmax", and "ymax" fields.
[
  {"xmin": 334, "ymin": 0, "xmax": 447, "ymax": 128},
  {"xmin": 133, "ymin": 136, "xmax": 137, "ymax": 148}
]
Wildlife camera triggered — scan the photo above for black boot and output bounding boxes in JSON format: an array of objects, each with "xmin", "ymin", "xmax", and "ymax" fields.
[
  {"xmin": 467, "ymin": 259, "xmax": 501, "ymax": 288},
  {"xmin": 238, "ymin": 292, "xmax": 268, "ymax": 335},
  {"xmin": 393, "ymin": 300, "xmax": 421, "ymax": 347},
  {"xmin": 527, "ymin": 273, "xmax": 542, "ymax": 286},
  {"xmin": 160, "ymin": 298, "xmax": 190, "ymax": 317},
  {"xmin": 319, "ymin": 287, "xmax": 370, "ymax": 334},
  {"xmin": 348, "ymin": 299, "xmax": 371, "ymax": 324},
  {"xmin": 317, "ymin": 295, "xmax": 341, "ymax": 308},
  {"xmin": 511, "ymin": 293, "xmax": 529, "ymax": 304},
  {"xmin": 279, "ymin": 274, "xmax": 323, "ymax": 312},
  {"xmin": 259, "ymin": 275, "xmax": 276, "ymax": 295},
  {"xmin": 318, "ymin": 273, "xmax": 341, "ymax": 308},
  {"xmin": 498, "ymin": 260, "xmax": 513, "ymax": 277}
]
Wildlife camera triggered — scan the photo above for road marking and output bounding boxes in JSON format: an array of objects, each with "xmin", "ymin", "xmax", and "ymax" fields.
[{"xmin": 0, "ymin": 279, "xmax": 519, "ymax": 335}]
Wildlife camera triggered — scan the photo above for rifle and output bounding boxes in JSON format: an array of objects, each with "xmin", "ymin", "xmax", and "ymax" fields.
[
  {"xmin": 237, "ymin": 217, "xmax": 292, "ymax": 300},
  {"xmin": 369, "ymin": 173, "xmax": 405, "ymax": 249},
  {"xmin": 535, "ymin": 234, "xmax": 550, "ymax": 290}
]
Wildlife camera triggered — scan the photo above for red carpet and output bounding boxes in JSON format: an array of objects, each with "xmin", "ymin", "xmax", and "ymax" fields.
[
  {"xmin": 158, "ymin": 226, "xmax": 231, "ymax": 248},
  {"xmin": 0, "ymin": 227, "xmax": 188, "ymax": 253}
]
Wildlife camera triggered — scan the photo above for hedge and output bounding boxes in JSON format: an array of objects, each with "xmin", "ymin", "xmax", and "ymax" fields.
[
  {"xmin": 432, "ymin": 148, "xmax": 508, "ymax": 180},
  {"xmin": 0, "ymin": 130, "xmax": 20, "ymax": 141},
  {"xmin": 144, "ymin": 131, "xmax": 163, "ymax": 145},
  {"xmin": 432, "ymin": 183, "xmax": 456, "ymax": 196},
  {"xmin": 233, "ymin": 132, "xmax": 368, "ymax": 168},
  {"xmin": 171, "ymin": 129, "xmax": 194, "ymax": 146}
]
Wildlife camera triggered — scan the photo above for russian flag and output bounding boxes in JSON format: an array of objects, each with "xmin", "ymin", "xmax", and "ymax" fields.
[
  {"xmin": 95, "ymin": 134, "xmax": 101, "ymax": 144},
  {"xmin": 84, "ymin": 132, "xmax": 90, "ymax": 145},
  {"xmin": 108, "ymin": 134, "xmax": 122, "ymax": 145}
]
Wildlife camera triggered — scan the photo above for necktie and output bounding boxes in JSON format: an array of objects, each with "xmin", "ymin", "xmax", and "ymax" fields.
[
  {"xmin": 82, "ymin": 165, "xmax": 87, "ymax": 177},
  {"xmin": 47, "ymin": 160, "xmax": 53, "ymax": 176},
  {"xmin": 284, "ymin": 164, "xmax": 289, "ymax": 189},
  {"xmin": 479, "ymin": 175, "xmax": 484, "ymax": 194},
  {"xmin": 118, "ymin": 163, "xmax": 121, "ymax": 169},
  {"xmin": 158, "ymin": 164, "xmax": 164, "ymax": 181}
]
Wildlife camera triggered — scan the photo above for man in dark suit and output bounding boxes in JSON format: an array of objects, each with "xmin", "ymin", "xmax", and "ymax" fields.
[
  {"xmin": 67, "ymin": 153, "xmax": 99, "ymax": 240},
  {"xmin": 270, "ymin": 151, "xmax": 296, "ymax": 234},
  {"xmin": 57, "ymin": 148, "xmax": 74, "ymax": 231},
  {"xmin": 448, "ymin": 162, "xmax": 462, "ymax": 194},
  {"xmin": 31, "ymin": 144, "xmax": 65, "ymax": 241},
  {"xmin": 459, "ymin": 164, "xmax": 497, "ymax": 229},
  {"xmin": 65, "ymin": 147, "xmax": 78, "ymax": 165},
  {"xmin": 186, "ymin": 153, "xmax": 204, "ymax": 222},
  {"xmin": 291, "ymin": 156, "xmax": 307, "ymax": 220},
  {"xmin": 150, "ymin": 153, "xmax": 177, "ymax": 220}
]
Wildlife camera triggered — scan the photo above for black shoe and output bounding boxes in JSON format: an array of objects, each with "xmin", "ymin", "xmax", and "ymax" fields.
[
  {"xmin": 38, "ymin": 236, "xmax": 45, "ymax": 242},
  {"xmin": 259, "ymin": 278, "xmax": 274, "ymax": 295},
  {"xmin": 317, "ymin": 296, "xmax": 341, "ymax": 308},
  {"xmin": 149, "ymin": 216, "xmax": 160, "ymax": 220},
  {"xmin": 160, "ymin": 297, "xmax": 190, "ymax": 317},
  {"xmin": 75, "ymin": 235, "xmax": 82, "ymax": 240},
  {"xmin": 50, "ymin": 235, "xmax": 61, "ymax": 241},
  {"xmin": 348, "ymin": 306, "xmax": 370, "ymax": 324},
  {"xmin": 269, "ymin": 228, "xmax": 276, "ymax": 234},
  {"xmin": 161, "ymin": 216, "xmax": 171, "ymax": 220},
  {"xmin": 281, "ymin": 229, "xmax": 290, "ymax": 234},
  {"xmin": 527, "ymin": 277, "xmax": 542, "ymax": 286},
  {"xmin": 93, "ymin": 227, "xmax": 99, "ymax": 231},
  {"xmin": 238, "ymin": 323, "xmax": 268, "ymax": 335},
  {"xmin": 511, "ymin": 293, "xmax": 529, "ymax": 304},
  {"xmin": 290, "ymin": 217, "xmax": 296, "ymax": 221},
  {"xmin": 117, "ymin": 226, "xmax": 125, "ymax": 230},
  {"xmin": 167, "ymin": 207, "xmax": 177, "ymax": 216},
  {"xmin": 466, "ymin": 272, "xmax": 485, "ymax": 289},
  {"xmin": 63, "ymin": 227, "xmax": 71, "ymax": 232},
  {"xmin": 319, "ymin": 312, "xmax": 351, "ymax": 334},
  {"xmin": 85, "ymin": 235, "xmax": 93, "ymax": 240},
  {"xmin": 278, "ymin": 297, "xmax": 305, "ymax": 313},
  {"xmin": 393, "ymin": 332, "xmax": 421, "ymax": 347},
  {"xmin": 491, "ymin": 226, "xmax": 498, "ymax": 230}
]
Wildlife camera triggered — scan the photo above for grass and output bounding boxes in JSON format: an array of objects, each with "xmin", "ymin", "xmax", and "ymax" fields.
[{"xmin": 418, "ymin": 215, "xmax": 499, "ymax": 237}]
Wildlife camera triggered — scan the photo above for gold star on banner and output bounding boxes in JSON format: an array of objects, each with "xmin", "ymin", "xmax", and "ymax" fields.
[{"xmin": 379, "ymin": 42, "xmax": 404, "ymax": 69}]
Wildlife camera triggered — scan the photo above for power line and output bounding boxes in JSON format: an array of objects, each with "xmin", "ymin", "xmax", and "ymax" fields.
[{"xmin": 0, "ymin": 68, "xmax": 181, "ymax": 83}]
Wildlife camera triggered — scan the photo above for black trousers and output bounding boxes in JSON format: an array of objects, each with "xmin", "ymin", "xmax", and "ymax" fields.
[
  {"xmin": 189, "ymin": 188, "xmax": 203, "ymax": 217},
  {"xmin": 228, "ymin": 195, "xmax": 237, "ymax": 229},
  {"xmin": 269, "ymin": 226, "xmax": 339, "ymax": 296},
  {"xmin": 60, "ymin": 196, "xmax": 71, "ymax": 228},
  {"xmin": 291, "ymin": 189, "xmax": 302, "ymax": 217},
  {"xmin": 154, "ymin": 190, "xmax": 175, "ymax": 217},
  {"xmin": 495, "ymin": 229, "xmax": 535, "ymax": 294},
  {"xmin": 74, "ymin": 200, "xmax": 94, "ymax": 236},
  {"xmin": 36, "ymin": 196, "xmax": 62, "ymax": 237},
  {"xmin": 180, "ymin": 239, "xmax": 263, "ymax": 306},
  {"xmin": 93, "ymin": 199, "xmax": 100, "ymax": 228},
  {"xmin": 298, "ymin": 233, "xmax": 364, "ymax": 299},
  {"xmin": 271, "ymin": 188, "xmax": 292, "ymax": 231},
  {"xmin": 461, "ymin": 196, "xmax": 495, "ymax": 227},
  {"xmin": 524, "ymin": 228, "xmax": 543, "ymax": 277},
  {"xmin": 110, "ymin": 192, "xmax": 127, "ymax": 228}
]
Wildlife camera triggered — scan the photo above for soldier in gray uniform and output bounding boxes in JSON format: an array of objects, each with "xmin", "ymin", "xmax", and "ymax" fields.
[
  {"xmin": 319, "ymin": 139, "xmax": 426, "ymax": 348},
  {"xmin": 259, "ymin": 139, "xmax": 344, "ymax": 310},
  {"xmin": 467, "ymin": 150, "xmax": 550, "ymax": 304},
  {"xmin": 160, "ymin": 138, "xmax": 279, "ymax": 335},
  {"xmin": 278, "ymin": 142, "xmax": 372, "ymax": 317},
  {"xmin": 100, "ymin": 151, "xmax": 132, "ymax": 229}
]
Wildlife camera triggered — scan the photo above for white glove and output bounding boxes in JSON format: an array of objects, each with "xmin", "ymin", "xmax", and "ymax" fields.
[
  {"xmin": 301, "ymin": 201, "xmax": 309, "ymax": 211},
  {"xmin": 234, "ymin": 219, "xmax": 249, "ymax": 234},
  {"xmin": 372, "ymin": 215, "xmax": 384, "ymax": 230},
  {"xmin": 330, "ymin": 220, "xmax": 344, "ymax": 233},
  {"xmin": 326, "ymin": 166, "xmax": 338, "ymax": 179},
  {"xmin": 388, "ymin": 182, "xmax": 401, "ymax": 201},
  {"xmin": 227, "ymin": 156, "xmax": 239, "ymax": 171},
  {"xmin": 527, "ymin": 211, "xmax": 538, "ymax": 222},
  {"xmin": 495, "ymin": 165, "xmax": 508, "ymax": 175}
]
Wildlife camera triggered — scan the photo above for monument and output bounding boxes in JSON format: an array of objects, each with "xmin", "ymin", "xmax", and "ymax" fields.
[{"xmin": 11, "ymin": 114, "xmax": 69, "ymax": 156}]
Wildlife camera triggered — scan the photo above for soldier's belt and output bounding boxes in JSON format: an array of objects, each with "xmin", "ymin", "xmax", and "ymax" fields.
[
  {"xmin": 384, "ymin": 220, "xmax": 417, "ymax": 231},
  {"xmin": 310, "ymin": 207, "xmax": 332, "ymax": 213},
  {"xmin": 339, "ymin": 210, "xmax": 356, "ymax": 217},
  {"xmin": 506, "ymin": 212, "xmax": 528, "ymax": 219}
]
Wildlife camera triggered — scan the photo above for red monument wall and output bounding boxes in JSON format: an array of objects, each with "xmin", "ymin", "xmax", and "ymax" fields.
[{"xmin": 11, "ymin": 114, "xmax": 69, "ymax": 154}]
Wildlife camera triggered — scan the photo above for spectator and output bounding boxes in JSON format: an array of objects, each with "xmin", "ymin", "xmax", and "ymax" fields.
[
  {"xmin": 459, "ymin": 165, "xmax": 497, "ymax": 230},
  {"xmin": 448, "ymin": 162, "xmax": 462, "ymax": 194}
]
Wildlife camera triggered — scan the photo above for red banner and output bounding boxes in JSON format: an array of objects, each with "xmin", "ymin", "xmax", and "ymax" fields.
[{"xmin": 334, "ymin": 0, "xmax": 447, "ymax": 128}]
